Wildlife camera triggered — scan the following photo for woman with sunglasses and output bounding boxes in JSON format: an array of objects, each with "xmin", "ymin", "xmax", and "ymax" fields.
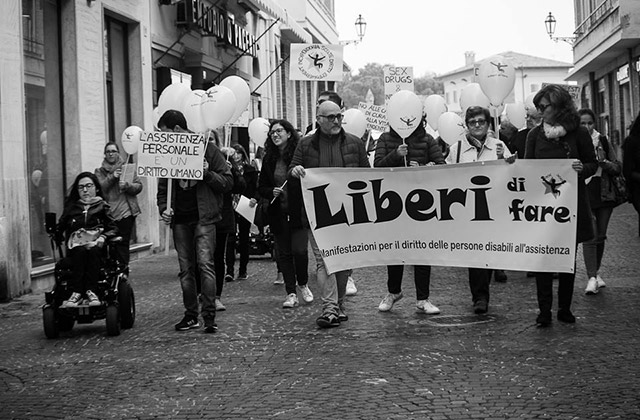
[
  {"xmin": 525, "ymin": 84, "xmax": 598, "ymax": 327},
  {"xmin": 259, "ymin": 119, "xmax": 313, "ymax": 309},
  {"xmin": 578, "ymin": 108, "xmax": 621, "ymax": 295},
  {"xmin": 56, "ymin": 172, "xmax": 118, "ymax": 308}
]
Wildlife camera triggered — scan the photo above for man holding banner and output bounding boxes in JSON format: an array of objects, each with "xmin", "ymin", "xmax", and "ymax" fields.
[
  {"xmin": 156, "ymin": 110, "xmax": 233, "ymax": 333},
  {"xmin": 290, "ymin": 100, "xmax": 370, "ymax": 328}
]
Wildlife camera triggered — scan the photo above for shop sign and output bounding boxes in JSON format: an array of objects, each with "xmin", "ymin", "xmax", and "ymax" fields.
[
  {"xmin": 617, "ymin": 64, "xmax": 629, "ymax": 84},
  {"xmin": 178, "ymin": 0, "xmax": 257, "ymax": 57}
]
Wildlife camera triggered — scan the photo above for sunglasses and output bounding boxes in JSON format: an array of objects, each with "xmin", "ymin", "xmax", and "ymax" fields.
[{"xmin": 318, "ymin": 114, "xmax": 343, "ymax": 122}]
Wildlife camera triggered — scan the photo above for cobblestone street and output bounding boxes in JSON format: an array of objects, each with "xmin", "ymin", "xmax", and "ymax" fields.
[{"xmin": 1, "ymin": 204, "xmax": 639, "ymax": 420}]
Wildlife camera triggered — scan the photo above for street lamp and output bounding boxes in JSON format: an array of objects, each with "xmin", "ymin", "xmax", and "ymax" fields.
[
  {"xmin": 340, "ymin": 14, "xmax": 367, "ymax": 46},
  {"xmin": 544, "ymin": 12, "xmax": 576, "ymax": 46}
]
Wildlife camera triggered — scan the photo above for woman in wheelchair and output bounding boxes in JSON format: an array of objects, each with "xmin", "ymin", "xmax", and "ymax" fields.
[{"xmin": 56, "ymin": 172, "xmax": 118, "ymax": 308}]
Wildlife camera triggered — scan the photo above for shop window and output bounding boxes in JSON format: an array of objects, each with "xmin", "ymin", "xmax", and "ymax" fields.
[{"xmin": 23, "ymin": 0, "xmax": 65, "ymax": 267}]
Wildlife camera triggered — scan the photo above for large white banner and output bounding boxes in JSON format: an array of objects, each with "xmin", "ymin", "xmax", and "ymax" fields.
[
  {"xmin": 289, "ymin": 44, "xmax": 344, "ymax": 81},
  {"xmin": 137, "ymin": 131, "xmax": 207, "ymax": 180},
  {"xmin": 301, "ymin": 160, "xmax": 578, "ymax": 274}
]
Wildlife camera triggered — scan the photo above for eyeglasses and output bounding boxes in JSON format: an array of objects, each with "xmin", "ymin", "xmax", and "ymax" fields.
[
  {"xmin": 77, "ymin": 183, "xmax": 95, "ymax": 191},
  {"xmin": 105, "ymin": 150, "xmax": 119, "ymax": 155},
  {"xmin": 537, "ymin": 103, "xmax": 552, "ymax": 113},
  {"xmin": 467, "ymin": 119, "xmax": 487, "ymax": 127},
  {"xmin": 318, "ymin": 113, "xmax": 343, "ymax": 122},
  {"xmin": 269, "ymin": 128, "xmax": 286, "ymax": 136}
]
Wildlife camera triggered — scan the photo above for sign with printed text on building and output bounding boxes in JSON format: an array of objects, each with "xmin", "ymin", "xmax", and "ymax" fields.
[
  {"xmin": 289, "ymin": 44, "xmax": 344, "ymax": 81},
  {"xmin": 384, "ymin": 66, "xmax": 414, "ymax": 103},
  {"xmin": 301, "ymin": 160, "xmax": 578, "ymax": 275},
  {"xmin": 137, "ymin": 132, "xmax": 207, "ymax": 180}
]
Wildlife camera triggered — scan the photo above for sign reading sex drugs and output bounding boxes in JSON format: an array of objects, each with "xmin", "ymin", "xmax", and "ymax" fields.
[
  {"xmin": 137, "ymin": 131, "xmax": 207, "ymax": 180},
  {"xmin": 300, "ymin": 160, "xmax": 578, "ymax": 274}
]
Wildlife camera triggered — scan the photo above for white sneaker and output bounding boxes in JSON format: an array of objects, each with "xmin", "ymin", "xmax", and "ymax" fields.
[
  {"xmin": 86, "ymin": 290, "xmax": 101, "ymax": 307},
  {"xmin": 416, "ymin": 299, "xmax": 440, "ymax": 314},
  {"xmin": 596, "ymin": 275, "xmax": 606, "ymax": 289},
  {"xmin": 346, "ymin": 276, "xmax": 358, "ymax": 296},
  {"xmin": 62, "ymin": 292, "xmax": 82, "ymax": 308},
  {"xmin": 585, "ymin": 277, "xmax": 598, "ymax": 295},
  {"xmin": 282, "ymin": 293, "xmax": 298, "ymax": 308},
  {"xmin": 273, "ymin": 272, "xmax": 284, "ymax": 285},
  {"xmin": 215, "ymin": 298, "xmax": 226, "ymax": 311},
  {"xmin": 298, "ymin": 285, "xmax": 314, "ymax": 303},
  {"xmin": 378, "ymin": 292, "xmax": 403, "ymax": 312}
]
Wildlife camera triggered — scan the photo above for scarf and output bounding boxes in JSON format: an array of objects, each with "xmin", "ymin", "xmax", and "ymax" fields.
[
  {"xmin": 101, "ymin": 155, "xmax": 124, "ymax": 174},
  {"xmin": 543, "ymin": 122, "xmax": 567, "ymax": 139}
]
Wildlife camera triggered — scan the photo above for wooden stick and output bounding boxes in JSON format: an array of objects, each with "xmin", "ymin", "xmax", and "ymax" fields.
[
  {"xmin": 164, "ymin": 180, "xmax": 172, "ymax": 255},
  {"xmin": 270, "ymin": 180, "xmax": 288, "ymax": 204}
]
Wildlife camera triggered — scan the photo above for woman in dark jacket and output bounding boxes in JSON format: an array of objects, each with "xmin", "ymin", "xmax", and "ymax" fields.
[
  {"xmin": 623, "ymin": 111, "xmax": 640, "ymax": 235},
  {"xmin": 259, "ymin": 119, "xmax": 312, "ymax": 309},
  {"xmin": 374, "ymin": 119, "xmax": 445, "ymax": 315},
  {"xmin": 213, "ymin": 145, "xmax": 246, "ymax": 310},
  {"xmin": 56, "ymin": 172, "xmax": 118, "ymax": 308},
  {"xmin": 228, "ymin": 144, "xmax": 258, "ymax": 281},
  {"xmin": 525, "ymin": 84, "xmax": 598, "ymax": 327}
]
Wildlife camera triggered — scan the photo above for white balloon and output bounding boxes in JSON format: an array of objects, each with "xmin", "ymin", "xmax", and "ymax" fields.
[
  {"xmin": 478, "ymin": 55, "xmax": 516, "ymax": 106},
  {"xmin": 505, "ymin": 102, "xmax": 527, "ymax": 129},
  {"xmin": 387, "ymin": 90, "xmax": 423, "ymax": 139},
  {"xmin": 157, "ymin": 83, "xmax": 191, "ymax": 118},
  {"xmin": 424, "ymin": 95, "xmax": 447, "ymax": 130},
  {"xmin": 460, "ymin": 83, "xmax": 490, "ymax": 115},
  {"xmin": 220, "ymin": 76, "xmax": 251, "ymax": 125},
  {"xmin": 524, "ymin": 92, "xmax": 537, "ymax": 111},
  {"xmin": 201, "ymin": 85, "xmax": 236, "ymax": 130},
  {"xmin": 181, "ymin": 90, "xmax": 207, "ymax": 133},
  {"xmin": 437, "ymin": 112, "xmax": 466, "ymax": 146},
  {"xmin": 121, "ymin": 126, "xmax": 143, "ymax": 155},
  {"xmin": 342, "ymin": 108, "xmax": 367, "ymax": 138},
  {"xmin": 248, "ymin": 117, "xmax": 270, "ymax": 148}
]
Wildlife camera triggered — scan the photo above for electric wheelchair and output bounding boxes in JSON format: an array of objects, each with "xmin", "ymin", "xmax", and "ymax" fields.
[{"xmin": 41, "ymin": 212, "xmax": 135, "ymax": 338}]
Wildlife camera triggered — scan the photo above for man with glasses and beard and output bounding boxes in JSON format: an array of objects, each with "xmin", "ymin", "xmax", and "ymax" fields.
[{"xmin": 290, "ymin": 100, "xmax": 370, "ymax": 328}]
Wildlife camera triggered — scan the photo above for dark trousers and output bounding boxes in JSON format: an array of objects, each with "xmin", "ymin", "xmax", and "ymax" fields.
[
  {"xmin": 235, "ymin": 217, "xmax": 251, "ymax": 275},
  {"xmin": 214, "ymin": 231, "xmax": 232, "ymax": 298},
  {"xmin": 387, "ymin": 265, "xmax": 431, "ymax": 300},
  {"xmin": 469, "ymin": 268, "xmax": 491, "ymax": 303},
  {"xmin": 68, "ymin": 246, "xmax": 102, "ymax": 294},
  {"xmin": 273, "ymin": 214, "xmax": 309, "ymax": 295},
  {"xmin": 536, "ymin": 272, "xmax": 575, "ymax": 313},
  {"xmin": 114, "ymin": 216, "xmax": 135, "ymax": 272}
]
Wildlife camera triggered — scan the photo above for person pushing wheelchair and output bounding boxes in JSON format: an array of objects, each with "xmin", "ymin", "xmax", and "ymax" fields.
[{"xmin": 55, "ymin": 171, "xmax": 118, "ymax": 308}]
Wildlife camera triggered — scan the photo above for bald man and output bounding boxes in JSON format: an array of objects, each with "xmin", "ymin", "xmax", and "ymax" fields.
[{"xmin": 290, "ymin": 100, "xmax": 370, "ymax": 328}]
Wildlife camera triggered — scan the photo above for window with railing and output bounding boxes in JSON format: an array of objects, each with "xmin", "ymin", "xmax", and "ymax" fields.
[{"xmin": 575, "ymin": 0, "xmax": 619, "ymax": 38}]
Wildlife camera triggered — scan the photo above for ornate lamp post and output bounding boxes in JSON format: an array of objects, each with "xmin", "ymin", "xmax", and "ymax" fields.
[
  {"xmin": 545, "ymin": 12, "xmax": 576, "ymax": 46},
  {"xmin": 340, "ymin": 14, "xmax": 367, "ymax": 46}
]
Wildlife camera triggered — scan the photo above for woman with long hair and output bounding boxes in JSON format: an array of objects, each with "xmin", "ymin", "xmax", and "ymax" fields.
[
  {"xmin": 578, "ymin": 108, "xmax": 621, "ymax": 294},
  {"xmin": 258, "ymin": 119, "xmax": 313, "ymax": 308},
  {"xmin": 525, "ymin": 84, "xmax": 598, "ymax": 327}
]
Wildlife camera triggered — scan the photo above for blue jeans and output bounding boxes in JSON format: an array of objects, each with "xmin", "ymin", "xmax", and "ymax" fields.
[
  {"xmin": 308, "ymin": 230, "xmax": 348, "ymax": 316},
  {"xmin": 173, "ymin": 221, "xmax": 217, "ymax": 320}
]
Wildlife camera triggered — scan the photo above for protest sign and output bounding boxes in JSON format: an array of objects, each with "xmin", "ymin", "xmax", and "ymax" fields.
[
  {"xmin": 234, "ymin": 195, "xmax": 257, "ymax": 225},
  {"xmin": 300, "ymin": 160, "xmax": 578, "ymax": 274},
  {"xmin": 289, "ymin": 44, "xmax": 344, "ymax": 81},
  {"xmin": 384, "ymin": 66, "xmax": 414, "ymax": 103},
  {"xmin": 358, "ymin": 102, "xmax": 388, "ymax": 132},
  {"xmin": 542, "ymin": 82, "xmax": 582, "ymax": 104},
  {"xmin": 137, "ymin": 131, "xmax": 207, "ymax": 180}
]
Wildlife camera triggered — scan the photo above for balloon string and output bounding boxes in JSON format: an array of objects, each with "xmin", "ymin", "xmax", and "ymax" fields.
[{"xmin": 403, "ymin": 138, "xmax": 407, "ymax": 167}]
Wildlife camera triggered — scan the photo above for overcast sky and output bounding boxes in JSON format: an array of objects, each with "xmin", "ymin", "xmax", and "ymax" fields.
[{"xmin": 335, "ymin": 0, "xmax": 576, "ymax": 76}]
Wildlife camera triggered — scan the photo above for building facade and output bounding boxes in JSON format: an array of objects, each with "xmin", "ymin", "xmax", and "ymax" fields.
[
  {"xmin": 568, "ymin": 0, "xmax": 640, "ymax": 155},
  {"xmin": 437, "ymin": 51, "xmax": 573, "ymax": 114},
  {"xmin": 0, "ymin": 0, "xmax": 338, "ymax": 299}
]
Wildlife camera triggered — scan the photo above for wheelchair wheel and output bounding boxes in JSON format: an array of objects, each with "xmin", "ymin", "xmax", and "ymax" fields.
[
  {"xmin": 105, "ymin": 305, "xmax": 121, "ymax": 336},
  {"xmin": 118, "ymin": 280, "xmax": 135, "ymax": 329},
  {"xmin": 43, "ymin": 306, "xmax": 59, "ymax": 339}
]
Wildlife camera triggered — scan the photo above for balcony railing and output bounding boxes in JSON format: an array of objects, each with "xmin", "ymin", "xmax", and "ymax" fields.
[
  {"xmin": 23, "ymin": 37, "xmax": 44, "ymax": 57},
  {"xmin": 575, "ymin": 0, "xmax": 619, "ymax": 39}
]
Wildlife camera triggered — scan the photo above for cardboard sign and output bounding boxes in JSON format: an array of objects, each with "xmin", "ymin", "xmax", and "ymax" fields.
[
  {"xmin": 359, "ymin": 102, "xmax": 388, "ymax": 132},
  {"xmin": 384, "ymin": 66, "xmax": 414, "ymax": 103},
  {"xmin": 137, "ymin": 132, "xmax": 207, "ymax": 180},
  {"xmin": 289, "ymin": 44, "xmax": 344, "ymax": 81}
]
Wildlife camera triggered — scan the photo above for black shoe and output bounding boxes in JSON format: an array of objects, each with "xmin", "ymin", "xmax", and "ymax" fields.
[
  {"xmin": 236, "ymin": 272, "xmax": 248, "ymax": 280},
  {"xmin": 204, "ymin": 318, "xmax": 218, "ymax": 333},
  {"xmin": 337, "ymin": 308, "xmax": 349, "ymax": 322},
  {"xmin": 473, "ymin": 300, "xmax": 488, "ymax": 314},
  {"xmin": 557, "ymin": 309, "xmax": 576, "ymax": 323},
  {"xmin": 316, "ymin": 313, "xmax": 340, "ymax": 328},
  {"xmin": 536, "ymin": 311, "xmax": 552, "ymax": 327},
  {"xmin": 494, "ymin": 270, "xmax": 507, "ymax": 283},
  {"xmin": 175, "ymin": 316, "xmax": 200, "ymax": 331},
  {"xmin": 224, "ymin": 274, "xmax": 234, "ymax": 282}
]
